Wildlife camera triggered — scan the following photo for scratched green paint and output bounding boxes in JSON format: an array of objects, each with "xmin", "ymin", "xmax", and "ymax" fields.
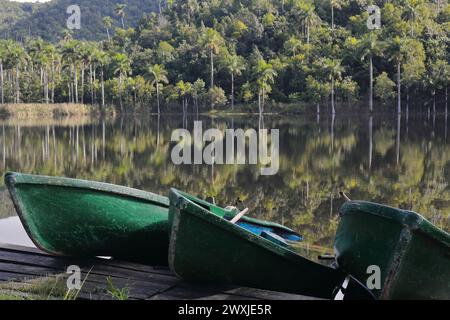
[
  {"xmin": 335, "ymin": 201, "xmax": 450, "ymax": 300},
  {"xmin": 168, "ymin": 188, "xmax": 349, "ymax": 299},
  {"xmin": 6, "ymin": 172, "xmax": 170, "ymax": 265}
]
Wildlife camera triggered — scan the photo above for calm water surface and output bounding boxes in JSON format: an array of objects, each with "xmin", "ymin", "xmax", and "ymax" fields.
[{"xmin": 0, "ymin": 113, "xmax": 449, "ymax": 254}]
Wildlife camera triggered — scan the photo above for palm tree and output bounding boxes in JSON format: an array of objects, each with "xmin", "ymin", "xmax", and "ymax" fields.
[
  {"xmin": 192, "ymin": 78, "xmax": 205, "ymax": 115},
  {"xmin": 148, "ymin": 64, "xmax": 169, "ymax": 116},
  {"xmin": 115, "ymin": 4, "xmax": 127, "ymax": 29},
  {"xmin": 285, "ymin": 37, "xmax": 303, "ymax": 57},
  {"xmin": 303, "ymin": 2, "xmax": 319, "ymax": 45},
  {"xmin": 404, "ymin": 0, "xmax": 423, "ymax": 37},
  {"xmin": 103, "ymin": 16, "xmax": 113, "ymax": 41},
  {"xmin": 78, "ymin": 43, "xmax": 93, "ymax": 104},
  {"xmin": 112, "ymin": 53, "xmax": 131, "ymax": 111},
  {"xmin": 225, "ymin": 54, "xmax": 245, "ymax": 110},
  {"xmin": 93, "ymin": 50, "xmax": 110, "ymax": 109},
  {"xmin": 324, "ymin": 58, "xmax": 344, "ymax": 114},
  {"xmin": 61, "ymin": 40, "xmax": 81, "ymax": 103},
  {"xmin": 199, "ymin": 28, "xmax": 224, "ymax": 91},
  {"xmin": 176, "ymin": 80, "xmax": 193, "ymax": 115},
  {"xmin": 387, "ymin": 37, "xmax": 406, "ymax": 114},
  {"xmin": 28, "ymin": 38, "xmax": 50, "ymax": 103},
  {"xmin": 359, "ymin": 32, "xmax": 382, "ymax": 112},
  {"xmin": 41, "ymin": 45, "xmax": 55, "ymax": 104},
  {"xmin": 330, "ymin": 0, "xmax": 345, "ymax": 31},
  {"xmin": 255, "ymin": 59, "xmax": 277, "ymax": 114},
  {"xmin": 5, "ymin": 41, "xmax": 26, "ymax": 103},
  {"xmin": 424, "ymin": 59, "xmax": 448, "ymax": 114}
]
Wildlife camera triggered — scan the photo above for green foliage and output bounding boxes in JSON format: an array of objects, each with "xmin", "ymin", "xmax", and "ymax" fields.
[
  {"xmin": 209, "ymin": 86, "xmax": 227, "ymax": 108},
  {"xmin": 106, "ymin": 277, "xmax": 129, "ymax": 300},
  {"xmin": 1, "ymin": 0, "xmax": 156, "ymax": 42},
  {"xmin": 375, "ymin": 72, "xmax": 396, "ymax": 102},
  {"xmin": 0, "ymin": 0, "xmax": 448, "ymax": 112}
]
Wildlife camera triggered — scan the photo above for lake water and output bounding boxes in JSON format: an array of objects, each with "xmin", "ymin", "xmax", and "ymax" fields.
[{"xmin": 0, "ymin": 113, "xmax": 449, "ymax": 254}]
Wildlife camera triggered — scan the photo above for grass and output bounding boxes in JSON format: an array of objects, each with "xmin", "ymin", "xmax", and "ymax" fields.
[
  {"xmin": 0, "ymin": 292, "xmax": 25, "ymax": 300},
  {"xmin": 0, "ymin": 268, "xmax": 131, "ymax": 301},
  {"xmin": 0, "ymin": 103, "xmax": 99, "ymax": 119},
  {"xmin": 0, "ymin": 267, "xmax": 93, "ymax": 300},
  {"xmin": 106, "ymin": 277, "xmax": 129, "ymax": 300},
  {"xmin": 0, "ymin": 275, "xmax": 69, "ymax": 300}
]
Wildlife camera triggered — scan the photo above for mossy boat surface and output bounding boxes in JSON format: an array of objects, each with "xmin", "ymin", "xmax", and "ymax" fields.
[
  {"xmin": 168, "ymin": 189, "xmax": 371, "ymax": 299},
  {"xmin": 5, "ymin": 172, "xmax": 170, "ymax": 265},
  {"xmin": 335, "ymin": 201, "xmax": 450, "ymax": 300}
]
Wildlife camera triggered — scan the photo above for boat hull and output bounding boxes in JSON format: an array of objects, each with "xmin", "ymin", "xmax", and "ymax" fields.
[
  {"xmin": 5, "ymin": 172, "xmax": 170, "ymax": 265},
  {"xmin": 168, "ymin": 188, "xmax": 351, "ymax": 299},
  {"xmin": 335, "ymin": 201, "xmax": 450, "ymax": 300}
]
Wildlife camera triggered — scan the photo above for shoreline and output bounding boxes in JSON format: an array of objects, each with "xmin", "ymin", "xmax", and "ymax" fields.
[
  {"xmin": 0, "ymin": 103, "xmax": 446, "ymax": 119},
  {"xmin": 0, "ymin": 103, "xmax": 114, "ymax": 119}
]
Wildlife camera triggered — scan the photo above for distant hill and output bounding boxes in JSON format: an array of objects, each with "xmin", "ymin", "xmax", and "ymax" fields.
[
  {"xmin": 0, "ymin": 0, "xmax": 156, "ymax": 42},
  {"xmin": 0, "ymin": 0, "xmax": 42, "ymax": 38}
]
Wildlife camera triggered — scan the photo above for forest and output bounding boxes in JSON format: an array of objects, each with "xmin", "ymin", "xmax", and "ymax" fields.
[{"xmin": 0, "ymin": 0, "xmax": 448, "ymax": 114}]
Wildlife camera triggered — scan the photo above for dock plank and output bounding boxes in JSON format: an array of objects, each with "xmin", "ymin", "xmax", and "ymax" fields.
[{"xmin": 0, "ymin": 243, "xmax": 320, "ymax": 301}]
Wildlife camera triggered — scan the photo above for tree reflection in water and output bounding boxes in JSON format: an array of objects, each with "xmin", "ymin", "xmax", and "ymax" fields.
[{"xmin": 0, "ymin": 114, "xmax": 449, "ymax": 254}]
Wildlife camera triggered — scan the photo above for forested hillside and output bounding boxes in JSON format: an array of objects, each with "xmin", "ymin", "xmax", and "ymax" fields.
[
  {"xmin": 0, "ymin": 0, "xmax": 41, "ymax": 38},
  {"xmin": 1, "ymin": 0, "xmax": 157, "ymax": 41},
  {"xmin": 0, "ymin": 0, "xmax": 448, "ymax": 114}
]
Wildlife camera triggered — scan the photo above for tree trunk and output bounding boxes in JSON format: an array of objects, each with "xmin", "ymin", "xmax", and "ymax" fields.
[
  {"xmin": 196, "ymin": 98, "xmax": 199, "ymax": 117},
  {"xmin": 406, "ymin": 87, "xmax": 409, "ymax": 115},
  {"xmin": 74, "ymin": 64, "xmax": 78, "ymax": 103},
  {"xmin": 210, "ymin": 48, "xmax": 214, "ymax": 109},
  {"xmin": 317, "ymin": 103, "xmax": 320, "ymax": 114},
  {"xmin": 258, "ymin": 91, "xmax": 261, "ymax": 115},
  {"xmin": 51, "ymin": 61, "xmax": 55, "ymax": 103},
  {"xmin": 81, "ymin": 67, "xmax": 85, "ymax": 104},
  {"xmin": 369, "ymin": 116, "xmax": 373, "ymax": 172},
  {"xmin": 119, "ymin": 73, "xmax": 123, "ymax": 112},
  {"xmin": 0, "ymin": 62, "xmax": 3, "ymax": 104},
  {"xmin": 262, "ymin": 86, "xmax": 265, "ymax": 113},
  {"xmin": 40, "ymin": 67, "xmax": 44, "ymax": 101},
  {"xmin": 231, "ymin": 73, "xmax": 234, "ymax": 110},
  {"xmin": 397, "ymin": 61, "xmax": 401, "ymax": 114},
  {"xmin": 156, "ymin": 83, "xmax": 160, "ymax": 116},
  {"xmin": 210, "ymin": 49, "xmax": 214, "ymax": 86},
  {"xmin": 101, "ymin": 67, "xmax": 105, "ymax": 110},
  {"xmin": 45, "ymin": 69, "xmax": 49, "ymax": 104},
  {"xmin": 396, "ymin": 114, "xmax": 401, "ymax": 165},
  {"xmin": 369, "ymin": 56, "xmax": 373, "ymax": 113},
  {"xmin": 433, "ymin": 92, "xmax": 436, "ymax": 115},
  {"xmin": 446, "ymin": 86, "xmax": 448, "ymax": 116},
  {"xmin": 331, "ymin": 76, "xmax": 335, "ymax": 115},
  {"xmin": 16, "ymin": 65, "xmax": 20, "ymax": 103},
  {"xmin": 90, "ymin": 64, "xmax": 94, "ymax": 105},
  {"xmin": 106, "ymin": 28, "xmax": 110, "ymax": 41},
  {"xmin": 331, "ymin": 6, "xmax": 334, "ymax": 31},
  {"xmin": 93, "ymin": 69, "xmax": 97, "ymax": 103},
  {"xmin": 121, "ymin": 18, "xmax": 125, "ymax": 29},
  {"xmin": 307, "ymin": 23, "xmax": 310, "ymax": 45}
]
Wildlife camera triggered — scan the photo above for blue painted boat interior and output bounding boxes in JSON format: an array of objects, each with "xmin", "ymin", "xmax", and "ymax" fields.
[{"xmin": 236, "ymin": 222, "xmax": 303, "ymax": 242}]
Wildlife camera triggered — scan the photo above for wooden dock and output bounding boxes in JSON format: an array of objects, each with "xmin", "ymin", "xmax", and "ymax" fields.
[{"xmin": 0, "ymin": 244, "xmax": 319, "ymax": 300}]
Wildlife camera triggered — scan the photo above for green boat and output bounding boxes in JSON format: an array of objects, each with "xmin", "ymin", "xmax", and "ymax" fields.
[
  {"xmin": 168, "ymin": 188, "xmax": 373, "ymax": 299},
  {"xmin": 5, "ymin": 172, "xmax": 171, "ymax": 265},
  {"xmin": 5, "ymin": 172, "xmax": 305, "ymax": 267},
  {"xmin": 335, "ymin": 201, "xmax": 450, "ymax": 300}
]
